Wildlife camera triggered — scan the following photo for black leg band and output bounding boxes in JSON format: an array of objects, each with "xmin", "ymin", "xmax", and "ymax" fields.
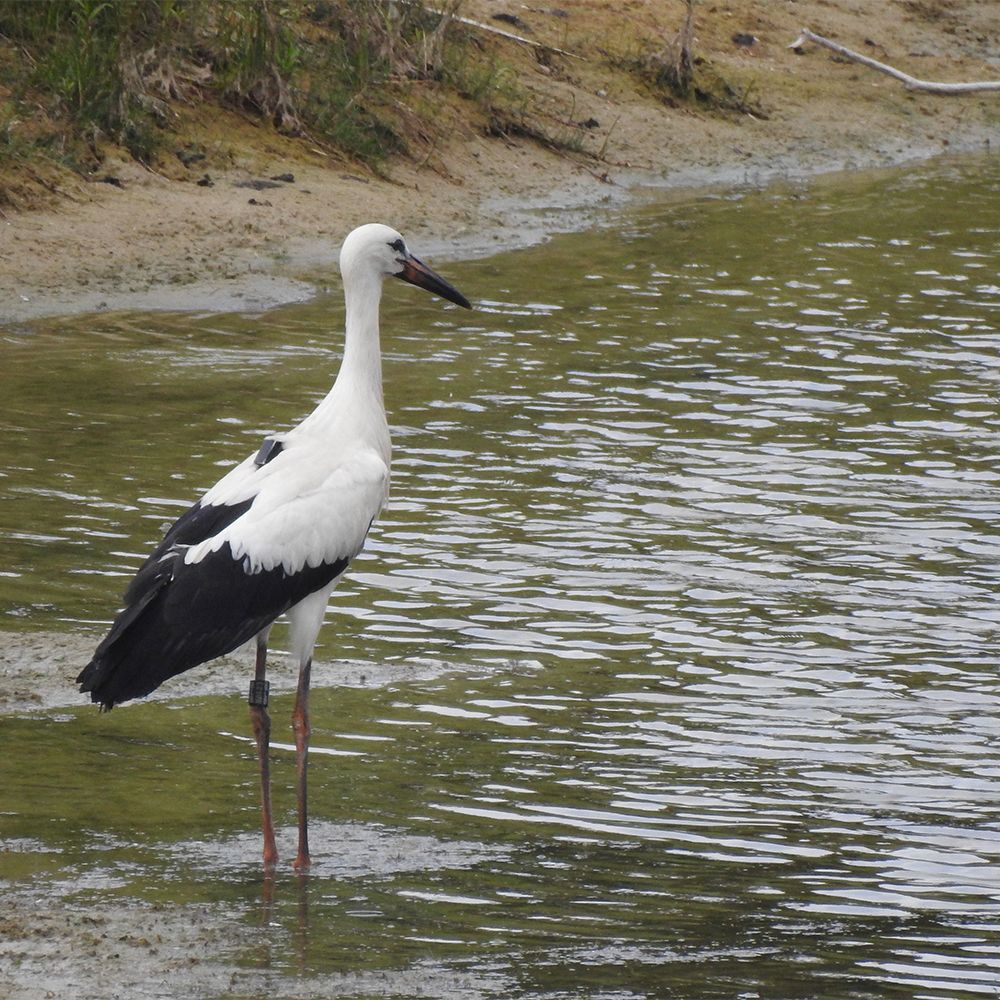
[{"xmin": 248, "ymin": 679, "xmax": 270, "ymax": 708}]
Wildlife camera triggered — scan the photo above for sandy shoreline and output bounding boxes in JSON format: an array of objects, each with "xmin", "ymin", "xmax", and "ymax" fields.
[
  {"xmin": 3, "ymin": 127, "xmax": 995, "ymax": 326},
  {"xmin": 1, "ymin": 0, "xmax": 997, "ymax": 324}
]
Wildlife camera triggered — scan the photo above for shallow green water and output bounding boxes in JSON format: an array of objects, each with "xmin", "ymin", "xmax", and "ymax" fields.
[{"xmin": 2, "ymin": 155, "xmax": 1000, "ymax": 998}]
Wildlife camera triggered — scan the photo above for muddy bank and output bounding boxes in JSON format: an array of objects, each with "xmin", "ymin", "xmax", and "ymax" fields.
[{"xmin": 3, "ymin": 128, "xmax": 995, "ymax": 326}]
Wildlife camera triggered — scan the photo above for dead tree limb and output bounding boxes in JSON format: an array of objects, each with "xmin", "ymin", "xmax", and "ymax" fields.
[
  {"xmin": 789, "ymin": 28, "xmax": 1000, "ymax": 94},
  {"xmin": 448, "ymin": 11, "xmax": 580, "ymax": 59},
  {"xmin": 388, "ymin": 1, "xmax": 580, "ymax": 60}
]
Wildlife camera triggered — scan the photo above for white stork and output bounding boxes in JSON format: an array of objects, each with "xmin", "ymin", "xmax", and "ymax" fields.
[{"xmin": 78, "ymin": 223, "xmax": 472, "ymax": 870}]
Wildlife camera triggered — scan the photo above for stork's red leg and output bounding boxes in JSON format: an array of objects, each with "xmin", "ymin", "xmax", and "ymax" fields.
[
  {"xmin": 292, "ymin": 657, "xmax": 312, "ymax": 870},
  {"xmin": 249, "ymin": 633, "xmax": 278, "ymax": 868}
]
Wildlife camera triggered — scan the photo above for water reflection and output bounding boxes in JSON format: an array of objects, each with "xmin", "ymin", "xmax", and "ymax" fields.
[{"xmin": 2, "ymin": 156, "xmax": 1000, "ymax": 998}]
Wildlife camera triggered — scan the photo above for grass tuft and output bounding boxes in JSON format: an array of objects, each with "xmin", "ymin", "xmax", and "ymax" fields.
[{"xmin": 0, "ymin": 0, "xmax": 537, "ymax": 192}]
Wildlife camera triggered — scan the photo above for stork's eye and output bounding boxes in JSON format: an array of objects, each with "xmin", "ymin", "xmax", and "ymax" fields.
[{"xmin": 388, "ymin": 238, "xmax": 405, "ymax": 253}]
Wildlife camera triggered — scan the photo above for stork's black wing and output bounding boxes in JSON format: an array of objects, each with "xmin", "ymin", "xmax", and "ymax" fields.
[{"xmin": 124, "ymin": 497, "xmax": 254, "ymax": 602}]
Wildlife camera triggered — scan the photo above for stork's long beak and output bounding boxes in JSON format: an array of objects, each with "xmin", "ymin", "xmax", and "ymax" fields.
[{"xmin": 396, "ymin": 254, "xmax": 472, "ymax": 309}]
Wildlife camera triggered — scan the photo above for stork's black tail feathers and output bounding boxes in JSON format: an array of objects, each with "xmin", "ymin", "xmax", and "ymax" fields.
[
  {"xmin": 76, "ymin": 543, "xmax": 279, "ymax": 711},
  {"xmin": 77, "ymin": 552, "xmax": 188, "ymax": 710},
  {"xmin": 78, "ymin": 498, "xmax": 258, "ymax": 710},
  {"xmin": 78, "ymin": 519, "xmax": 349, "ymax": 710},
  {"xmin": 76, "ymin": 659, "xmax": 124, "ymax": 712}
]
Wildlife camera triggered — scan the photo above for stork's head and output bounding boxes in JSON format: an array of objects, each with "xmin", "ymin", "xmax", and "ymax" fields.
[{"xmin": 339, "ymin": 223, "xmax": 471, "ymax": 309}]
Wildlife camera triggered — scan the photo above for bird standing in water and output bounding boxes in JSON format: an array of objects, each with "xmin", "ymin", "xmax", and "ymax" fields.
[{"xmin": 78, "ymin": 223, "xmax": 472, "ymax": 869}]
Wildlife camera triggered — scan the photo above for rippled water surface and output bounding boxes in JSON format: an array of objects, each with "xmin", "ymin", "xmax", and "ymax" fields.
[{"xmin": 2, "ymin": 156, "xmax": 1000, "ymax": 999}]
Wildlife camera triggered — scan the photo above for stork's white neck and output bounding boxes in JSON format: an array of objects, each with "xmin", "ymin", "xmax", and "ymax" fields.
[
  {"xmin": 338, "ymin": 268, "xmax": 385, "ymax": 402},
  {"xmin": 296, "ymin": 265, "xmax": 389, "ymax": 456}
]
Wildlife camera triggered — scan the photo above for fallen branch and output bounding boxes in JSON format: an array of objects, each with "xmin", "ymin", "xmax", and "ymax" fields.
[
  {"xmin": 453, "ymin": 11, "xmax": 580, "ymax": 59},
  {"xmin": 388, "ymin": 1, "xmax": 581, "ymax": 60},
  {"xmin": 789, "ymin": 28, "xmax": 1000, "ymax": 94}
]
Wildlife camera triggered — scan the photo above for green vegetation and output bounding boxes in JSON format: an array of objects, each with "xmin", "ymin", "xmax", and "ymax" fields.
[{"xmin": 0, "ymin": 0, "xmax": 537, "ymax": 205}]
